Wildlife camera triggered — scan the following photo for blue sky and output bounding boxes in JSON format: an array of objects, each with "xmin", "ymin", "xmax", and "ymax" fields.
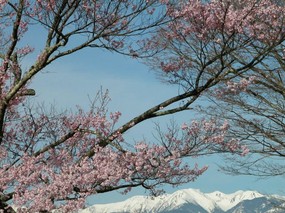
[{"xmin": 28, "ymin": 46, "xmax": 285, "ymax": 205}]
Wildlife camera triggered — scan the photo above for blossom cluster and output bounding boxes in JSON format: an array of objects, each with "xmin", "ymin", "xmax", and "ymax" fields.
[
  {"xmin": 166, "ymin": 0, "xmax": 285, "ymax": 42},
  {"xmin": 149, "ymin": 0, "xmax": 285, "ymax": 80},
  {"xmin": 0, "ymin": 102, "xmax": 247, "ymax": 212},
  {"xmin": 215, "ymin": 76, "xmax": 256, "ymax": 98}
]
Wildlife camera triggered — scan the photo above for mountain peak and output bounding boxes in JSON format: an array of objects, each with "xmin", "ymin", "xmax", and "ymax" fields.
[{"xmin": 80, "ymin": 189, "xmax": 285, "ymax": 213}]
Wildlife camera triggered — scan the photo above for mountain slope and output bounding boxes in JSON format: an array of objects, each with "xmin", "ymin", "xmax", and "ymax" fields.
[
  {"xmin": 80, "ymin": 189, "xmax": 285, "ymax": 213},
  {"xmin": 227, "ymin": 197, "xmax": 285, "ymax": 213}
]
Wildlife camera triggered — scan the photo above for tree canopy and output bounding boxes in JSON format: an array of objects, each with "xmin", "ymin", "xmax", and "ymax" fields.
[{"xmin": 0, "ymin": 0, "xmax": 285, "ymax": 212}]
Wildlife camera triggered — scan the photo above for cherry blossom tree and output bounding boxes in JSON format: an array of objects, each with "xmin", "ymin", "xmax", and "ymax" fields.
[
  {"xmin": 204, "ymin": 38, "xmax": 285, "ymax": 178},
  {"xmin": 190, "ymin": 1, "xmax": 285, "ymax": 177},
  {"xmin": 1, "ymin": 0, "xmax": 283, "ymax": 212}
]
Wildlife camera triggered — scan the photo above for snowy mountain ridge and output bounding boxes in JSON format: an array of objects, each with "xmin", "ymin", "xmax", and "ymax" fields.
[{"xmin": 80, "ymin": 188, "xmax": 285, "ymax": 213}]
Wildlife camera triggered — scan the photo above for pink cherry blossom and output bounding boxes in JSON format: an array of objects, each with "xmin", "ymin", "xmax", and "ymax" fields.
[{"xmin": 0, "ymin": 0, "xmax": 266, "ymax": 212}]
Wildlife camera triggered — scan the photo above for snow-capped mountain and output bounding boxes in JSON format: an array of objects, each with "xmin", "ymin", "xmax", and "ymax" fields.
[{"xmin": 80, "ymin": 188, "xmax": 285, "ymax": 213}]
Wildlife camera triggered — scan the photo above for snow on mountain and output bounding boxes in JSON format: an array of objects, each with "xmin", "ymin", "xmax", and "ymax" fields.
[
  {"xmin": 80, "ymin": 188, "xmax": 285, "ymax": 213},
  {"xmin": 206, "ymin": 190, "xmax": 264, "ymax": 211},
  {"xmin": 154, "ymin": 189, "xmax": 218, "ymax": 212},
  {"xmin": 83, "ymin": 195, "xmax": 163, "ymax": 213}
]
